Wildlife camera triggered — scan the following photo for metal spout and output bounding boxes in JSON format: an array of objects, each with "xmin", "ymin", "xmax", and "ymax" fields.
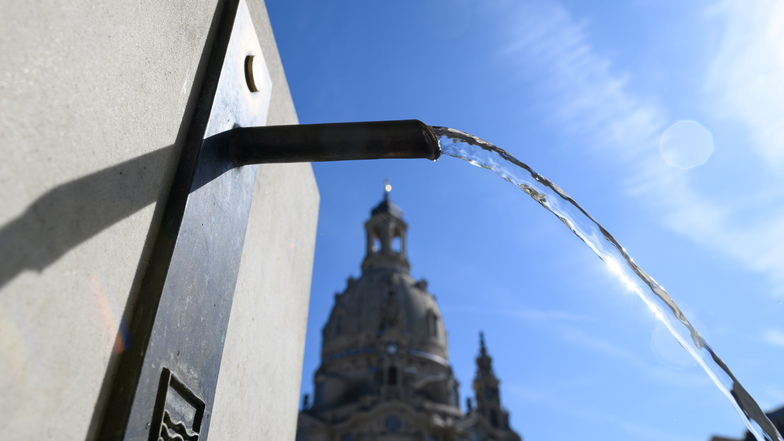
[{"xmin": 228, "ymin": 119, "xmax": 440, "ymax": 165}]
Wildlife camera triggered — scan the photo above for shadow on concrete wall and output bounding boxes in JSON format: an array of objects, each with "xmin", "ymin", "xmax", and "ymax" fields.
[
  {"xmin": 83, "ymin": 2, "xmax": 236, "ymax": 438},
  {"xmin": 0, "ymin": 1, "xmax": 265, "ymax": 437},
  {"xmin": 0, "ymin": 145, "xmax": 175, "ymax": 290}
]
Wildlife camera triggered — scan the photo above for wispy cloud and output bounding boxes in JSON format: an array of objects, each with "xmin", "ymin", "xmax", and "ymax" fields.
[
  {"xmin": 498, "ymin": 0, "xmax": 784, "ymax": 294},
  {"xmin": 763, "ymin": 329, "xmax": 784, "ymax": 347},
  {"xmin": 556, "ymin": 324, "xmax": 708, "ymax": 389},
  {"xmin": 507, "ymin": 381, "xmax": 617, "ymax": 423},
  {"xmin": 508, "ymin": 379, "xmax": 696, "ymax": 441},
  {"xmin": 619, "ymin": 420, "xmax": 696, "ymax": 441},
  {"xmin": 510, "ymin": 308, "xmax": 593, "ymax": 323},
  {"xmin": 464, "ymin": 294, "xmax": 714, "ymax": 390},
  {"xmin": 706, "ymin": 0, "xmax": 784, "ymax": 168},
  {"xmin": 442, "ymin": 304, "xmax": 593, "ymax": 323},
  {"xmin": 499, "ymin": 1, "xmax": 664, "ymax": 150}
]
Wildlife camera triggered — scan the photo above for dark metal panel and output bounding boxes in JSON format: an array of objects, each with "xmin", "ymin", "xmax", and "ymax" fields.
[{"xmin": 96, "ymin": 1, "xmax": 271, "ymax": 439}]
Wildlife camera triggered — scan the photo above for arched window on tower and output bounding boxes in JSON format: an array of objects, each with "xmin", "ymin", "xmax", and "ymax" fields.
[
  {"xmin": 334, "ymin": 315, "xmax": 343, "ymax": 336},
  {"xmin": 388, "ymin": 366, "xmax": 398, "ymax": 386},
  {"xmin": 391, "ymin": 235, "xmax": 402, "ymax": 253},
  {"xmin": 315, "ymin": 382, "xmax": 325, "ymax": 405},
  {"xmin": 426, "ymin": 310, "xmax": 438, "ymax": 338},
  {"xmin": 372, "ymin": 237, "xmax": 382, "ymax": 253},
  {"xmin": 490, "ymin": 409, "xmax": 499, "ymax": 428},
  {"xmin": 390, "ymin": 227, "xmax": 403, "ymax": 253}
]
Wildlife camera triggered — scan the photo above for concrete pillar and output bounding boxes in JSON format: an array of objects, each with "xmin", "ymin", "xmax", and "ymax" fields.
[{"xmin": 0, "ymin": 1, "xmax": 317, "ymax": 440}]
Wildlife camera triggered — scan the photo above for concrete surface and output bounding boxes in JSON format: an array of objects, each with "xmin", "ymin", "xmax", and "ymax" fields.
[{"xmin": 0, "ymin": 0, "xmax": 317, "ymax": 439}]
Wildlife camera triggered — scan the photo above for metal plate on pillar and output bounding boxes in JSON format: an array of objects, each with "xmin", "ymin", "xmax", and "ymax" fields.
[{"xmin": 96, "ymin": 0, "xmax": 271, "ymax": 439}]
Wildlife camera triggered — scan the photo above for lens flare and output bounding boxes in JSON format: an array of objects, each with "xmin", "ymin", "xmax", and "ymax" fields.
[
  {"xmin": 659, "ymin": 120, "xmax": 714, "ymax": 169},
  {"xmin": 89, "ymin": 273, "xmax": 128, "ymax": 354}
]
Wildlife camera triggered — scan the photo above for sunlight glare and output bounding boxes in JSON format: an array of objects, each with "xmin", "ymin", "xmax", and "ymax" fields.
[
  {"xmin": 604, "ymin": 257, "xmax": 641, "ymax": 294},
  {"xmin": 604, "ymin": 256, "xmax": 664, "ymax": 321}
]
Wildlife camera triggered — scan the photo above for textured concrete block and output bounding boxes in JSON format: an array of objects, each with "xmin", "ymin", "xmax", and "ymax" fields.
[{"xmin": 0, "ymin": 1, "xmax": 316, "ymax": 440}]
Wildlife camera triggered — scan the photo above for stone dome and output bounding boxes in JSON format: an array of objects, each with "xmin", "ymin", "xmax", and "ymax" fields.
[
  {"xmin": 298, "ymin": 187, "xmax": 522, "ymax": 441},
  {"xmin": 322, "ymin": 271, "xmax": 447, "ymax": 361},
  {"xmin": 321, "ymin": 191, "xmax": 448, "ymax": 362}
]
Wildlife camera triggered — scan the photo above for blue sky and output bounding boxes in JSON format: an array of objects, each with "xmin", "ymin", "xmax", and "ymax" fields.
[{"xmin": 265, "ymin": 1, "xmax": 784, "ymax": 440}]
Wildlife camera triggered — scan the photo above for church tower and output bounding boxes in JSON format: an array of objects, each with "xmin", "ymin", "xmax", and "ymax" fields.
[
  {"xmin": 469, "ymin": 333, "xmax": 515, "ymax": 438},
  {"xmin": 297, "ymin": 186, "xmax": 522, "ymax": 441}
]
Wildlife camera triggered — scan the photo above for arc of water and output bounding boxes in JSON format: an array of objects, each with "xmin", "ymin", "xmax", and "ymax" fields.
[{"xmin": 431, "ymin": 126, "xmax": 783, "ymax": 441}]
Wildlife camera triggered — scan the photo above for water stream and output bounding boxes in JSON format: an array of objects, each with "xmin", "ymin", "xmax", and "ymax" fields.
[{"xmin": 431, "ymin": 126, "xmax": 783, "ymax": 441}]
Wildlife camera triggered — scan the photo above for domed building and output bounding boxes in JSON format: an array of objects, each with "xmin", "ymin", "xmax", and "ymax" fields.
[{"xmin": 296, "ymin": 188, "xmax": 523, "ymax": 441}]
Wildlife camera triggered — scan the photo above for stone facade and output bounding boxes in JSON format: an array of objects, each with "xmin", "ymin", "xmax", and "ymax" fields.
[{"xmin": 297, "ymin": 191, "xmax": 522, "ymax": 441}]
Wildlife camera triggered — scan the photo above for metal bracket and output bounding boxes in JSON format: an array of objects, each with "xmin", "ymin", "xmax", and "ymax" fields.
[{"xmin": 96, "ymin": 1, "xmax": 271, "ymax": 439}]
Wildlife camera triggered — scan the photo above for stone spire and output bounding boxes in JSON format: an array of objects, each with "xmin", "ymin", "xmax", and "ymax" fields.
[
  {"xmin": 473, "ymin": 332, "xmax": 509, "ymax": 430},
  {"xmin": 477, "ymin": 332, "xmax": 493, "ymax": 373}
]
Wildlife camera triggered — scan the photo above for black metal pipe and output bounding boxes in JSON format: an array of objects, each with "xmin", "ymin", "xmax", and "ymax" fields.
[{"xmin": 228, "ymin": 119, "xmax": 440, "ymax": 165}]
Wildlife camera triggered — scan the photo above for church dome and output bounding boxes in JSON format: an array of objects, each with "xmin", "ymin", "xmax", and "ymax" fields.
[
  {"xmin": 299, "ymin": 186, "xmax": 522, "ymax": 441},
  {"xmin": 322, "ymin": 270, "xmax": 447, "ymax": 361},
  {"xmin": 321, "ymin": 189, "xmax": 448, "ymax": 362}
]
